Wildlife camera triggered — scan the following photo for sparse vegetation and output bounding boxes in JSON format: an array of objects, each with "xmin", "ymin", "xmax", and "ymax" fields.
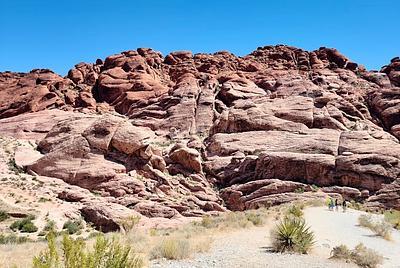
[
  {"xmin": 0, "ymin": 233, "xmax": 30, "ymax": 244},
  {"xmin": 32, "ymin": 232, "xmax": 145, "ymax": 268},
  {"xmin": 358, "ymin": 214, "xmax": 374, "ymax": 228},
  {"xmin": 38, "ymin": 197, "xmax": 51, "ymax": 202},
  {"xmin": 358, "ymin": 214, "xmax": 391, "ymax": 240},
  {"xmin": 150, "ymin": 237, "xmax": 191, "ymax": 260},
  {"xmin": 294, "ymin": 187, "xmax": 305, "ymax": 194},
  {"xmin": 7, "ymin": 157, "xmax": 24, "ymax": 174},
  {"xmin": 10, "ymin": 215, "xmax": 38, "ymax": 233},
  {"xmin": 196, "ymin": 209, "xmax": 267, "ymax": 230},
  {"xmin": 310, "ymin": 184, "xmax": 319, "ymax": 192},
  {"xmin": 43, "ymin": 220, "xmax": 57, "ymax": 233},
  {"xmin": 384, "ymin": 210, "xmax": 400, "ymax": 229},
  {"xmin": 331, "ymin": 243, "xmax": 383, "ymax": 268},
  {"xmin": 0, "ymin": 210, "xmax": 9, "ymax": 222},
  {"xmin": 350, "ymin": 200, "xmax": 364, "ymax": 211},
  {"xmin": 286, "ymin": 204, "xmax": 304, "ymax": 218},
  {"xmin": 62, "ymin": 219, "xmax": 83, "ymax": 234},
  {"xmin": 270, "ymin": 216, "xmax": 315, "ymax": 254},
  {"xmin": 120, "ymin": 215, "xmax": 141, "ymax": 232}
]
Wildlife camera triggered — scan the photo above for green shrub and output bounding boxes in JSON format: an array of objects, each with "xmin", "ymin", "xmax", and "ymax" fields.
[
  {"xmin": 384, "ymin": 210, "xmax": 400, "ymax": 229},
  {"xmin": 294, "ymin": 188, "xmax": 305, "ymax": 194},
  {"xmin": 310, "ymin": 184, "xmax": 319, "ymax": 192},
  {"xmin": 33, "ymin": 232, "xmax": 145, "ymax": 268},
  {"xmin": 8, "ymin": 158, "xmax": 24, "ymax": 174},
  {"xmin": 271, "ymin": 216, "xmax": 315, "ymax": 254},
  {"xmin": 350, "ymin": 201, "xmax": 364, "ymax": 210},
  {"xmin": 331, "ymin": 243, "xmax": 383, "ymax": 268},
  {"xmin": 0, "ymin": 233, "xmax": 30, "ymax": 244},
  {"xmin": 63, "ymin": 219, "xmax": 83, "ymax": 234},
  {"xmin": 0, "ymin": 210, "xmax": 9, "ymax": 222},
  {"xmin": 10, "ymin": 215, "xmax": 38, "ymax": 233},
  {"xmin": 22, "ymin": 221, "xmax": 38, "ymax": 233},
  {"xmin": 286, "ymin": 204, "xmax": 304, "ymax": 218}
]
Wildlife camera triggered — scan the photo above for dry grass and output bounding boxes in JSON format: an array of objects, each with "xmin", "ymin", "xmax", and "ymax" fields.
[
  {"xmin": 150, "ymin": 237, "xmax": 191, "ymax": 260},
  {"xmin": 331, "ymin": 243, "xmax": 383, "ymax": 268},
  {"xmin": 358, "ymin": 214, "xmax": 392, "ymax": 240},
  {"xmin": 384, "ymin": 210, "xmax": 400, "ymax": 230},
  {"xmin": 0, "ymin": 207, "xmax": 272, "ymax": 266},
  {"xmin": 0, "ymin": 240, "xmax": 48, "ymax": 268},
  {"xmin": 195, "ymin": 209, "xmax": 268, "ymax": 230}
]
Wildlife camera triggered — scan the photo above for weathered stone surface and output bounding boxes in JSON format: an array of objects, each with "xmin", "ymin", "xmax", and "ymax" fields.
[
  {"xmin": 382, "ymin": 58, "xmax": 400, "ymax": 87},
  {"xmin": 81, "ymin": 200, "xmax": 142, "ymax": 232},
  {"xmin": 169, "ymin": 145, "xmax": 203, "ymax": 173},
  {"xmin": 1, "ymin": 45, "xmax": 400, "ymax": 220},
  {"xmin": 111, "ymin": 122, "xmax": 155, "ymax": 154}
]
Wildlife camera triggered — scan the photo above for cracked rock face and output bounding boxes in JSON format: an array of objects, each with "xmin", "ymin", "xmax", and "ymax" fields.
[{"xmin": 0, "ymin": 45, "xmax": 399, "ymax": 230}]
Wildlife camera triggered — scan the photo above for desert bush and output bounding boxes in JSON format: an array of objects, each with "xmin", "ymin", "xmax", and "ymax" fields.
[
  {"xmin": 310, "ymin": 184, "xmax": 319, "ymax": 192},
  {"xmin": 286, "ymin": 204, "xmax": 304, "ymax": 218},
  {"xmin": 245, "ymin": 211, "xmax": 264, "ymax": 226},
  {"xmin": 270, "ymin": 216, "xmax": 315, "ymax": 254},
  {"xmin": 330, "ymin": 244, "xmax": 352, "ymax": 261},
  {"xmin": 199, "ymin": 215, "xmax": 217, "ymax": 228},
  {"xmin": 120, "ymin": 215, "xmax": 140, "ymax": 232},
  {"xmin": 196, "ymin": 209, "xmax": 267, "ymax": 230},
  {"xmin": 351, "ymin": 243, "xmax": 383, "ymax": 268},
  {"xmin": 303, "ymin": 198, "xmax": 325, "ymax": 207},
  {"xmin": 331, "ymin": 243, "xmax": 383, "ymax": 268},
  {"xmin": 370, "ymin": 220, "xmax": 391, "ymax": 240},
  {"xmin": 32, "ymin": 232, "xmax": 145, "ymax": 268},
  {"xmin": 358, "ymin": 214, "xmax": 392, "ymax": 240},
  {"xmin": 224, "ymin": 212, "xmax": 251, "ymax": 228},
  {"xmin": 350, "ymin": 201, "xmax": 364, "ymax": 211},
  {"xmin": 44, "ymin": 220, "xmax": 57, "ymax": 232},
  {"xmin": 384, "ymin": 210, "xmax": 400, "ymax": 229},
  {"xmin": 0, "ymin": 210, "xmax": 9, "ymax": 222},
  {"xmin": 62, "ymin": 219, "xmax": 83, "ymax": 235},
  {"xmin": 358, "ymin": 214, "xmax": 374, "ymax": 228},
  {"xmin": 150, "ymin": 237, "xmax": 191, "ymax": 260},
  {"xmin": 294, "ymin": 187, "xmax": 305, "ymax": 194},
  {"xmin": 10, "ymin": 215, "xmax": 38, "ymax": 233},
  {"xmin": 8, "ymin": 158, "xmax": 24, "ymax": 174},
  {"xmin": 0, "ymin": 233, "xmax": 30, "ymax": 244}
]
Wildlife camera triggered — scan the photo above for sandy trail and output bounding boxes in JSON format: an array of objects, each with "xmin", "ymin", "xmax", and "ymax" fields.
[
  {"xmin": 304, "ymin": 206, "xmax": 400, "ymax": 268},
  {"xmin": 152, "ymin": 206, "xmax": 400, "ymax": 268},
  {"xmin": 151, "ymin": 215, "xmax": 354, "ymax": 268}
]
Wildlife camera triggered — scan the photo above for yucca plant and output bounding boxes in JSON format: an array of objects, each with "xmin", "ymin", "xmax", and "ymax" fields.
[{"xmin": 271, "ymin": 216, "xmax": 315, "ymax": 254}]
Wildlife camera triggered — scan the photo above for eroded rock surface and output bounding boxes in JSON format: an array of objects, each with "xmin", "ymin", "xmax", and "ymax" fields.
[{"xmin": 0, "ymin": 45, "xmax": 399, "ymax": 229}]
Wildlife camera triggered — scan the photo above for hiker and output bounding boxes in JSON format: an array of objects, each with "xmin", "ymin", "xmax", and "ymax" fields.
[
  {"xmin": 328, "ymin": 198, "xmax": 334, "ymax": 211},
  {"xmin": 342, "ymin": 200, "xmax": 347, "ymax": 212},
  {"xmin": 335, "ymin": 199, "xmax": 339, "ymax": 211}
]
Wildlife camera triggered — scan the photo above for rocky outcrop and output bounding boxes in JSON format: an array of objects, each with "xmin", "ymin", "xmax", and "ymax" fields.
[
  {"xmin": 0, "ymin": 44, "xmax": 399, "ymax": 223},
  {"xmin": 381, "ymin": 57, "xmax": 400, "ymax": 87}
]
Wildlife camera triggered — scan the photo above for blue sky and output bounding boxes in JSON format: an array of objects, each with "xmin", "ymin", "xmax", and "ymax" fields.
[{"xmin": 0, "ymin": 0, "xmax": 399, "ymax": 75}]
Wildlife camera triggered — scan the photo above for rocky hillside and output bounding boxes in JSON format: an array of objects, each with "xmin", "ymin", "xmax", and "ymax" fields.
[{"xmin": 0, "ymin": 45, "xmax": 399, "ymax": 231}]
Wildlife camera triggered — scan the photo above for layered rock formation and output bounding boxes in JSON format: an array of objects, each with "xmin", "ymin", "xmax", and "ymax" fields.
[{"xmin": 0, "ymin": 45, "xmax": 399, "ymax": 230}]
